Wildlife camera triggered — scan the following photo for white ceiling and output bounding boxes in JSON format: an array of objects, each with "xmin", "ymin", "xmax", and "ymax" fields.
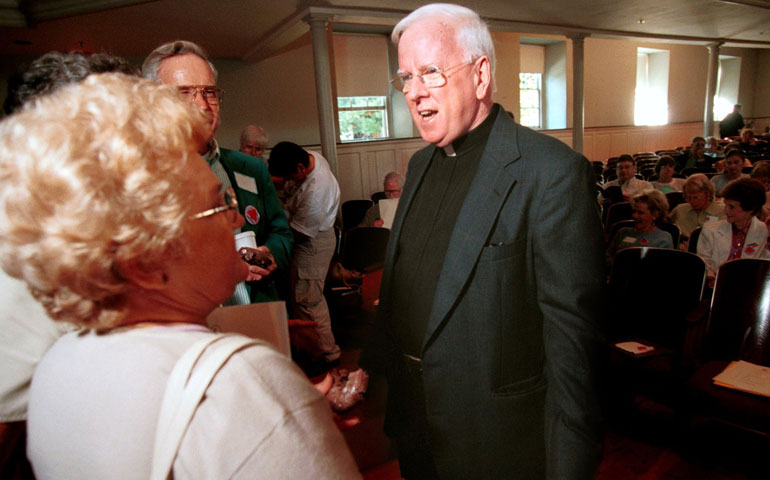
[{"xmin": 1, "ymin": 0, "xmax": 769, "ymax": 60}]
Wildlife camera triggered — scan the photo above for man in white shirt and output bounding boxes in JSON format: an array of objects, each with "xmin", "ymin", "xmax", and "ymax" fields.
[
  {"xmin": 268, "ymin": 142, "xmax": 341, "ymax": 365},
  {"xmin": 604, "ymin": 154, "xmax": 653, "ymax": 201}
]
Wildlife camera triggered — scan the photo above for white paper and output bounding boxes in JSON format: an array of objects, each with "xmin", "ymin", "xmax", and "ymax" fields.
[
  {"xmin": 234, "ymin": 172, "xmax": 258, "ymax": 195},
  {"xmin": 713, "ymin": 360, "xmax": 770, "ymax": 397},
  {"xmin": 378, "ymin": 198, "xmax": 399, "ymax": 229},
  {"xmin": 614, "ymin": 341, "xmax": 655, "ymax": 355}
]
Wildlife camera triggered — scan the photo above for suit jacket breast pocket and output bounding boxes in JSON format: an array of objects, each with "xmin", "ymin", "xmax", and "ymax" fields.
[{"xmin": 478, "ymin": 239, "xmax": 521, "ymax": 263}]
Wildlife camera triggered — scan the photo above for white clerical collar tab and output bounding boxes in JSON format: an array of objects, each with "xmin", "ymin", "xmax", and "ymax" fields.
[{"xmin": 443, "ymin": 144, "xmax": 457, "ymax": 157}]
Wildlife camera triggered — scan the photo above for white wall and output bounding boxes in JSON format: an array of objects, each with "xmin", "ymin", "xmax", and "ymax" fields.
[
  {"xmin": 213, "ymin": 38, "xmax": 320, "ymax": 151},
  {"xmin": 754, "ymin": 50, "xmax": 770, "ymax": 118},
  {"xmin": 544, "ymin": 42, "xmax": 567, "ymax": 129},
  {"xmin": 333, "ymin": 34, "xmax": 389, "ymax": 97}
]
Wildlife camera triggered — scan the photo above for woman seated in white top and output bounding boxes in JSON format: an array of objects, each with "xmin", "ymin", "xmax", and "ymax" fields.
[
  {"xmin": 606, "ymin": 189, "xmax": 673, "ymax": 265},
  {"xmin": 697, "ymin": 178, "xmax": 770, "ymax": 280},
  {"xmin": 652, "ymin": 155, "xmax": 686, "ymax": 193},
  {"xmin": 0, "ymin": 74, "xmax": 360, "ymax": 480}
]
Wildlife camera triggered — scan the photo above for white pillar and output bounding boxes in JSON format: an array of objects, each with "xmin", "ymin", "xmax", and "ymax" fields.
[
  {"xmin": 304, "ymin": 13, "xmax": 339, "ymax": 177},
  {"xmin": 569, "ymin": 34, "xmax": 586, "ymax": 154},
  {"xmin": 703, "ymin": 42, "xmax": 722, "ymax": 138}
]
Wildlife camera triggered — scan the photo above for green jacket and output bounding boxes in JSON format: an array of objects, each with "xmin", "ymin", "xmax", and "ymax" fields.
[{"xmin": 220, "ymin": 148, "xmax": 292, "ymax": 303}]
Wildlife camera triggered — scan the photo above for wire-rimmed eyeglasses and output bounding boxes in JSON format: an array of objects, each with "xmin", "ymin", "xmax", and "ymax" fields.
[
  {"xmin": 190, "ymin": 187, "xmax": 238, "ymax": 220},
  {"xmin": 177, "ymin": 85, "xmax": 224, "ymax": 105},
  {"xmin": 390, "ymin": 60, "xmax": 474, "ymax": 93}
]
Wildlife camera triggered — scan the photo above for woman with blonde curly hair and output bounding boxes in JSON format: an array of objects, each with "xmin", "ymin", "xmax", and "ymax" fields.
[{"xmin": 0, "ymin": 74, "xmax": 360, "ymax": 479}]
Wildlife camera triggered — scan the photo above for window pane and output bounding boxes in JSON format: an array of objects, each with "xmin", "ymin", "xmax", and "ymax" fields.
[
  {"xmin": 519, "ymin": 73, "xmax": 541, "ymax": 129},
  {"xmin": 338, "ymin": 96, "xmax": 388, "ymax": 142},
  {"xmin": 520, "ymin": 90, "xmax": 540, "ymax": 108},
  {"xmin": 519, "ymin": 72, "xmax": 539, "ymax": 90}
]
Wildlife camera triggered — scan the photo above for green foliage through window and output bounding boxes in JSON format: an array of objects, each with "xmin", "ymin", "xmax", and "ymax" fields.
[
  {"xmin": 338, "ymin": 96, "xmax": 388, "ymax": 142},
  {"xmin": 519, "ymin": 73, "xmax": 542, "ymax": 129}
]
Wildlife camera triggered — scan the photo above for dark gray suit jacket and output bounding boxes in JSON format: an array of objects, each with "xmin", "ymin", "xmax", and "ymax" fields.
[{"xmin": 364, "ymin": 107, "xmax": 605, "ymax": 479}]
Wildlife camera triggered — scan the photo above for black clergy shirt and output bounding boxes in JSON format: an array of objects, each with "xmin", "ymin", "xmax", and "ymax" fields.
[{"xmin": 390, "ymin": 104, "xmax": 499, "ymax": 356}]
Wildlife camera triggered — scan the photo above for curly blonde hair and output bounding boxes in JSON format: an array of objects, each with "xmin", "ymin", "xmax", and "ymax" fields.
[{"xmin": 0, "ymin": 73, "xmax": 209, "ymax": 327}]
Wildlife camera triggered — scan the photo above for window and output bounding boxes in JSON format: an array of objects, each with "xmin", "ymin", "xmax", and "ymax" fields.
[
  {"xmin": 519, "ymin": 73, "xmax": 542, "ymax": 128},
  {"xmin": 337, "ymin": 96, "xmax": 388, "ymax": 142},
  {"xmin": 713, "ymin": 56, "xmax": 741, "ymax": 121},
  {"xmin": 634, "ymin": 48, "xmax": 669, "ymax": 126}
]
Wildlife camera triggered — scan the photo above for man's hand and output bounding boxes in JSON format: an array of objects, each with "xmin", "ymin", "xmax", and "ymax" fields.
[{"xmin": 242, "ymin": 246, "xmax": 277, "ymax": 282}]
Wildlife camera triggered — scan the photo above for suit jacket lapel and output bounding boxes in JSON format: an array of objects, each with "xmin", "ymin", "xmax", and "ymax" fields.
[{"xmin": 421, "ymin": 111, "xmax": 521, "ymax": 352}]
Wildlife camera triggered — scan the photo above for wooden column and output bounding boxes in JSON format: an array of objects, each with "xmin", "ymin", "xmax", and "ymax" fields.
[
  {"xmin": 569, "ymin": 33, "xmax": 587, "ymax": 154},
  {"xmin": 703, "ymin": 42, "xmax": 722, "ymax": 138},
  {"xmin": 304, "ymin": 13, "xmax": 339, "ymax": 177}
]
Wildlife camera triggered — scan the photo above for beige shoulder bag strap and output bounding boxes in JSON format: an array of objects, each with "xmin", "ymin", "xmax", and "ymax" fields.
[{"xmin": 150, "ymin": 334, "xmax": 259, "ymax": 480}]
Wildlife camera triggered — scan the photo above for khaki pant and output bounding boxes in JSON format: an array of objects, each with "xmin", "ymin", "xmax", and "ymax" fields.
[{"xmin": 290, "ymin": 228, "xmax": 339, "ymax": 361}]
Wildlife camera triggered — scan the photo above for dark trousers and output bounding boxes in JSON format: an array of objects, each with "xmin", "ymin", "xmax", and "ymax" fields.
[{"xmin": 392, "ymin": 355, "xmax": 440, "ymax": 479}]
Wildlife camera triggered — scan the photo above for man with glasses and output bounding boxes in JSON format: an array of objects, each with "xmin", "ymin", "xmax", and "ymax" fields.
[
  {"xmin": 359, "ymin": 171, "xmax": 404, "ymax": 227},
  {"xmin": 361, "ymin": 4, "xmax": 603, "ymax": 479},
  {"xmin": 239, "ymin": 124, "xmax": 269, "ymax": 161},
  {"xmin": 142, "ymin": 41, "xmax": 291, "ymax": 305}
]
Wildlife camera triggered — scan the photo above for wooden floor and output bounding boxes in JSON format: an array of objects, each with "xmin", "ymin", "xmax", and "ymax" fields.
[
  {"xmin": 598, "ymin": 398, "xmax": 768, "ymax": 479},
  {"xmin": 327, "ymin": 288, "xmax": 769, "ymax": 480}
]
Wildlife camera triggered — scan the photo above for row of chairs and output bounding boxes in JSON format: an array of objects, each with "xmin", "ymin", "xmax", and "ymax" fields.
[{"xmin": 608, "ymin": 249, "xmax": 770, "ymax": 438}]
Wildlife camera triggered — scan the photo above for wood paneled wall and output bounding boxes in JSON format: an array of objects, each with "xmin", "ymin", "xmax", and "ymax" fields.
[{"xmin": 312, "ymin": 123, "xmax": 705, "ymax": 202}]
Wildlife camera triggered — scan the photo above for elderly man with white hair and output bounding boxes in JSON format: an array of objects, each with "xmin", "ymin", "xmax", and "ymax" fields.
[
  {"xmin": 361, "ymin": 3, "xmax": 604, "ymax": 479},
  {"xmin": 239, "ymin": 124, "xmax": 268, "ymax": 159}
]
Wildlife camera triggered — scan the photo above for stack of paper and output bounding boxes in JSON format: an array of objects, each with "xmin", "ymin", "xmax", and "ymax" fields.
[
  {"xmin": 712, "ymin": 360, "xmax": 770, "ymax": 398},
  {"xmin": 615, "ymin": 341, "xmax": 655, "ymax": 356}
]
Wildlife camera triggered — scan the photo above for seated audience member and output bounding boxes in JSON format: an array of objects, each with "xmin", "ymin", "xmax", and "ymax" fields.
[
  {"xmin": 359, "ymin": 171, "xmax": 404, "ymax": 228},
  {"xmin": 697, "ymin": 178, "xmax": 770, "ymax": 278},
  {"xmin": 606, "ymin": 189, "xmax": 673, "ymax": 264},
  {"xmin": 750, "ymin": 161, "xmax": 770, "ymax": 220},
  {"xmin": 719, "ymin": 104, "xmax": 744, "ymax": 139},
  {"xmin": 740, "ymin": 127, "xmax": 758, "ymax": 146},
  {"xmin": 0, "ymin": 74, "xmax": 360, "ymax": 479},
  {"xmin": 603, "ymin": 154, "xmax": 653, "ymax": 201},
  {"xmin": 670, "ymin": 173, "xmax": 725, "ymax": 239},
  {"xmin": 711, "ymin": 149, "xmax": 749, "ymax": 197},
  {"xmin": 713, "ymin": 158, "xmax": 725, "ymax": 174},
  {"xmin": 705, "ymin": 136, "xmax": 723, "ymax": 155},
  {"xmin": 652, "ymin": 156, "xmax": 685, "ymax": 193},
  {"xmin": 0, "ymin": 51, "xmax": 137, "ymax": 475},
  {"xmin": 239, "ymin": 124, "xmax": 268, "ymax": 159},
  {"xmin": 675, "ymin": 136, "xmax": 710, "ymax": 171}
]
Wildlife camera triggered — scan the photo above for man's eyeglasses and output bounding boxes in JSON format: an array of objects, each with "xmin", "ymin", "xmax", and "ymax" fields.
[
  {"xmin": 390, "ymin": 60, "xmax": 474, "ymax": 93},
  {"xmin": 177, "ymin": 85, "xmax": 224, "ymax": 105},
  {"xmin": 190, "ymin": 187, "xmax": 238, "ymax": 220}
]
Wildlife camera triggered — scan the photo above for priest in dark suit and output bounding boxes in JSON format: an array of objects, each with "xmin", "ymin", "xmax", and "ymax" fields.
[{"xmin": 361, "ymin": 4, "xmax": 605, "ymax": 479}]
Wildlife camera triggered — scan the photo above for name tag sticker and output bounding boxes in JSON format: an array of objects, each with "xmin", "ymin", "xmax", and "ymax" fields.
[
  {"xmin": 623, "ymin": 236, "xmax": 637, "ymax": 244},
  {"xmin": 234, "ymin": 172, "xmax": 258, "ymax": 195}
]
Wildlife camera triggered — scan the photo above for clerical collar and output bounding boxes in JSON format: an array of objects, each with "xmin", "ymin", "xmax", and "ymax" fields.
[{"xmin": 441, "ymin": 103, "xmax": 500, "ymax": 157}]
